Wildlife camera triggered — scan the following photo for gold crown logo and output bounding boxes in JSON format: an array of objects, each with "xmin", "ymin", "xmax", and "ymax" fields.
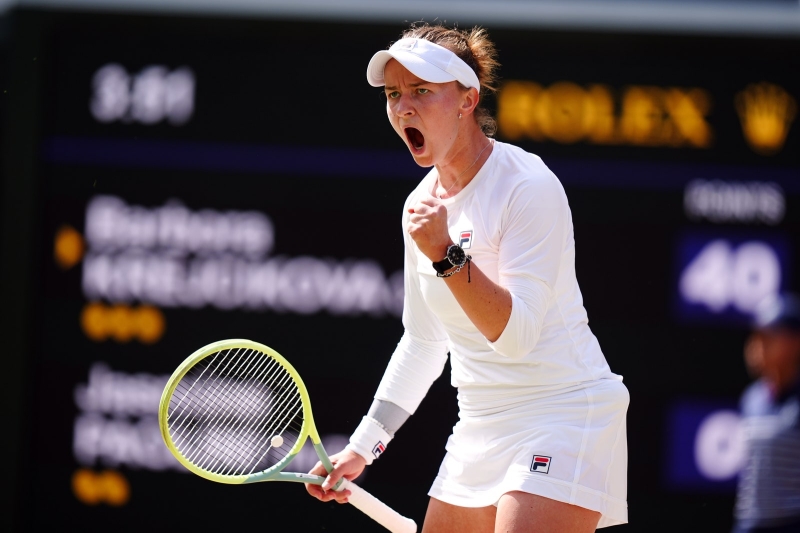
[{"xmin": 735, "ymin": 82, "xmax": 796, "ymax": 156}]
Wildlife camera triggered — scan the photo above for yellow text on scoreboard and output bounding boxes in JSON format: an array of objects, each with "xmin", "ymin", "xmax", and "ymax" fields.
[{"xmin": 497, "ymin": 80, "xmax": 713, "ymax": 148}]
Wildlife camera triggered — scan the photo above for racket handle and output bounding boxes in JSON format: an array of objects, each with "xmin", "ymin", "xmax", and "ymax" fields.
[{"xmin": 337, "ymin": 478, "xmax": 417, "ymax": 533}]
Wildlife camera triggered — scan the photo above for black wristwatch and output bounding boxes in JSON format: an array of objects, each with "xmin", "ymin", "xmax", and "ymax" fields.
[{"xmin": 432, "ymin": 244, "xmax": 471, "ymax": 278}]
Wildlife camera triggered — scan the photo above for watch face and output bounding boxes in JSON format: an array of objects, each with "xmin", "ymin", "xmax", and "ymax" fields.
[{"xmin": 447, "ymin": 244, "xmax": 466, "ymax": 266}]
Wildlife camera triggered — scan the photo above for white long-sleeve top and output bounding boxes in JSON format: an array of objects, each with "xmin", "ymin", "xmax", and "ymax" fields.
[{"xmin": 375, "ymin": 141, "xmax": 615, "ymax": 415}]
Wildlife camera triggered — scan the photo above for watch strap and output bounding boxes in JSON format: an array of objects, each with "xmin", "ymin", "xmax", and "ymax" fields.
[
  {"xmin": 432, "ymin": 257, "xmax": 454, "ymax": 275},
  {"xmin": 437, "ymin": 255, "xmax": 471, "ymax": 278}
]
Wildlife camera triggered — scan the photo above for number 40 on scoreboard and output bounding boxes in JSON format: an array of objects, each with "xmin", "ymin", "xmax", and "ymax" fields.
[{"xmin": 675, "ymin": 232, "xmax": 791, "ymax": 324}]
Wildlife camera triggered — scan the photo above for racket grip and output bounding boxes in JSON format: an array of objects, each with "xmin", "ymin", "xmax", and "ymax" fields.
[{"xmin": 338, "ymin": 478, "xmax": 417, "ymax": 533}]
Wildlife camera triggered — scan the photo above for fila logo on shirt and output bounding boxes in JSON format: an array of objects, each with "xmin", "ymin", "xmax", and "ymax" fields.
[
  {"xmin": 372, "ymin": 441, "xmax": 386, "ymax": 459},
  {"xmin": 459, "ymin": 230, "xmax": 473, "ymax": 249},
  {"xmin": 530, "ymin": 455, "xmax": 552, "ymax": 474}
]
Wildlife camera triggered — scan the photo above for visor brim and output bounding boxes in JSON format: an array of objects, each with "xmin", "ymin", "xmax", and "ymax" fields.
[{"xmin": 367, "ymin": 49, "xmax": 459, "ymax": 87}]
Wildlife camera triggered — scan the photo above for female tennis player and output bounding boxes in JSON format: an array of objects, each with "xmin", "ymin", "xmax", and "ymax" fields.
[{"xmin": 306, "ymin": 24, "xmax": 629, "ymax": 532}]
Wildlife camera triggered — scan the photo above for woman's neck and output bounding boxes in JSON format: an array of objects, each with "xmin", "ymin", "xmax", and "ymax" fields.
[{"xmin": 434, "ymin": 129, "xmax": 494, "ymax": 199}]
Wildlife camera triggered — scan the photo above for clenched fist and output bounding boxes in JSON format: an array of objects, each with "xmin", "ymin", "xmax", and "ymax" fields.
[{"xmin": 407, "ymin": 196, "xmax": 453, "ymax": 261}]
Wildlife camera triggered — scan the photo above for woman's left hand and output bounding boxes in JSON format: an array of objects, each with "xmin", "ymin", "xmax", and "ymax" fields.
[{"xmin": 407, "ymin": 196, "xmax": 453, "ymax": 261}]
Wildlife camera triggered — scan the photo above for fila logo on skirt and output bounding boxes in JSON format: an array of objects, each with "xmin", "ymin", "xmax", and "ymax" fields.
[{"xmin": 530, "ymin": 455, "xmax": 552, "ymax": 474}]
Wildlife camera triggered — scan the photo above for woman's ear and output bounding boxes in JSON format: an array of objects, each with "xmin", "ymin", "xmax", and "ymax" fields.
[{"xmin": 459, "ymin": 87, "xmax": 480, "ymax": 117}]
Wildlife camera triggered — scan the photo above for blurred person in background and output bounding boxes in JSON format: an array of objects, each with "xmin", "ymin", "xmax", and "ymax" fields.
[{"xmin": 734, "ymin": 293, "xmax": 800, "ymax": 533}]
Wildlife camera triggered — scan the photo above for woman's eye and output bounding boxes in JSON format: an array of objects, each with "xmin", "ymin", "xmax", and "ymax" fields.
[
  {"xmin": 418, "ymin": 88, "xmax": 429, "ymax": 94},
  {"xmin": 388, "ymin": 91, "xmax": 400, "ymax": 99}
]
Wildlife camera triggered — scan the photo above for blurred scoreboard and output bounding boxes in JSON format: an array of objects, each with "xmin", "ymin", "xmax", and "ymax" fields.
[{"xmin": 2, "ymin": 8, "xmax": 798, "ymax": 533}]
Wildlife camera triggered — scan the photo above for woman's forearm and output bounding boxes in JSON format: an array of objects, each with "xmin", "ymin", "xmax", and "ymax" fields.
[{"xmin": 443, "ymin": 260, "xmax": 512, "ymax": 343}]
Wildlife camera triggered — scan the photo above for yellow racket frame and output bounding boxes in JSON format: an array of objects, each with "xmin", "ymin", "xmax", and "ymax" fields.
[{"xmin": 158, "ymin": 339, "xmax": 334, "ymax": 486}]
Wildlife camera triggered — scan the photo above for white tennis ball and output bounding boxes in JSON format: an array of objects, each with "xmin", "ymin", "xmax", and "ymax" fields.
[{"xmin": 271, "ymin": 435, "xmax": 284, "ymax": 448}]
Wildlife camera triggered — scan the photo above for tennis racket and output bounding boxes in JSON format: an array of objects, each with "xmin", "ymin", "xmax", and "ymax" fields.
[{"xmin": 158, "ymin": 338, "xmax": 416, "ymax": 533}]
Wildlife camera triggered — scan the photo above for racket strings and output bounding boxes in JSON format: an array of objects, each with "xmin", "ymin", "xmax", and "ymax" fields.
[
  {"xmin": 172, "ymin": 351, "xmax": 301, "ymax": 475},
  {"xmin": 166, "ymin": 347, "xmax": 227, "ymax": 425},
  {"xmin": 173, "ymin": 349, "xmax": 272, "ymax": 444},
  {"xmin": 174, "ymin": 349, "xmax": 292, "ymax": 473},
  {"xmin": 174, "ymin": 349, "xmax": 275, "ymax": 471},
  {"xmin": 197, "ymin": 365, "xmax": 299, "ymax": 475},
  {"xmin": 171, "ymin": 349, "xmax": 270, "ymax": 468},
  {"xmin": 168, "ymin": 347, "xmax": 253, "ymax": 437},
  {"xmin": 167, "ymin": 347, "xmax": 304, "ymax": 477}
]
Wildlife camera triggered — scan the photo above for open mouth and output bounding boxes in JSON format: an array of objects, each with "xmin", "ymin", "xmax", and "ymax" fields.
[{"xmin": 404, "ymin": 127, "xmax": 425, "ymax": 151}]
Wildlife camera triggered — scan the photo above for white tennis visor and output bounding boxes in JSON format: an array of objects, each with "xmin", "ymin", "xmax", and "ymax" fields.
[{"xmin": 366, "ymin": 38, "xmax": 480, "ymax": 92}]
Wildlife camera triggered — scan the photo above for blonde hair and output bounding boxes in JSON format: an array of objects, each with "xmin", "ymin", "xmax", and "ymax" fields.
[{"xmin": 399, "ymin": 23, "xmax": 501, "ymax": 137}]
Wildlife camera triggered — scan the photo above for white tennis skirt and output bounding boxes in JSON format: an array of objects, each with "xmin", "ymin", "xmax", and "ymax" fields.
[{"xmin": 428, "ymin": 377, "xmax": 629, "ymax": 528}]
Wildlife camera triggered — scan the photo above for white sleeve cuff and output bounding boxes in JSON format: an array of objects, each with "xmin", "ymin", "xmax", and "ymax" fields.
[
  {"xmin": 487, "ymin": 290, "xmax": 544, "ymax": 359},
  {"xmin": 346, "ymin": 416, "xmax": 392, "ymax": 466}
]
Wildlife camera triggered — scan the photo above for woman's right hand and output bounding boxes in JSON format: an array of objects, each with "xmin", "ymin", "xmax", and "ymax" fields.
[{"xmin": 305, "ymin": 448, "xmax": 367, "ymax": 504}]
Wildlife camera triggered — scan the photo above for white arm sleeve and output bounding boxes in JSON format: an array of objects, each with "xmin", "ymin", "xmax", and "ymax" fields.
[
  {"xmin": 375, "ymin": 203, "xmax": 449, "ymax": 414},
  {"xmin": 374, "ymin": 331, "xmax": 449, "ymax": 414},
  {"xmin": 349, "ymin": 332, "xmax": 447, "ymax": 462},
  {"xmin": 487, "ymin": 174, "xmax": 569, "ymax": 360},
  {"xmin": 347, "ymin": 205, "xmax": 449, "ymax": 463}
]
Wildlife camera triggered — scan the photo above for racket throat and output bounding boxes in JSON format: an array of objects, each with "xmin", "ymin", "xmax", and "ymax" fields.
[
  {"xmin": 243, "ymin": 470, "xmax": 325, "ymax": 484},
  {"xmin": 313, "ymin": 441, "xmax": 336, "ymax": 474},
  {"xmin": 312, "ymin": 440, "xmax": 347, "ymax": 491}
]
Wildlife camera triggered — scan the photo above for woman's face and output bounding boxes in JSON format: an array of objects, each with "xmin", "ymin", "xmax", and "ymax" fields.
[{"xmin": 383, "ymin": 58, "xmax": 471, "ymax": 168}]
